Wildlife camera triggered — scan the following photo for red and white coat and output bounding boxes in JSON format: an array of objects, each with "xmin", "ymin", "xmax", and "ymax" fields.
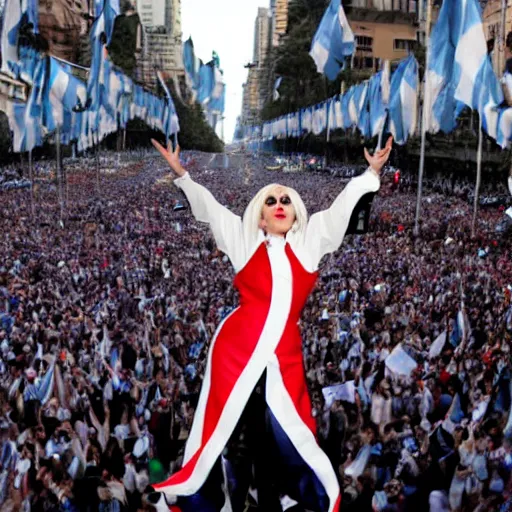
[{"xmin": 154, "ymin": 168, "xmax": 380, "ymax": 512}]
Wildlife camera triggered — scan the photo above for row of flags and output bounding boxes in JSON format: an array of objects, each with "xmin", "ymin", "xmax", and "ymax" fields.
[
  {"xmin": 183, "ymin": 37, "xmax": 225, "ymax": 131},
  {"xmin": 254, "ymin": 0, "xmax": 512, "ymax": 150},
  {"xmin": 246, "ymin": 54, "xmax": 419, "ymax": 146},
  {"xmin": 423, "ymin": 0, "xmax": 512, "ymax": 148},
  {"xmin": 307, "ymin": 0, "xmax": 512, "ymax": 149},
  {"xmin": 1, "ymin": 0, "xmax": 179, "ymax": 154}
]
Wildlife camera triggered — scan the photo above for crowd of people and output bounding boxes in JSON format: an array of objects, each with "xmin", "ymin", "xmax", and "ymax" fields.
[{"xmin": 0, "ymin": 147, "xmax": 511, "ymax": 512}]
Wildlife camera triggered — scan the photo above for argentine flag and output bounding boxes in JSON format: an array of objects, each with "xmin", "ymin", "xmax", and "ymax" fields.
[
  {"xmin": 44, "ymin": 58, "xmax": 87, "ymax": 134},
  {"xmin": 388, "ymin": 55, "xmax": 419, "ymax": 145},
  {"xmin": 183, "ymin": 37, "xmax": 201, "ymax": 100},
  {"xmin": 0, "ymin": 0, "xmax": 39, "ymax": 77},
  {"xmin": 424, "ymin": 0, "xmax": 504, "ymax": 137},
  {"xmin": 367, "ymin": 61, "xmax": 390, "ymax": 138},
  {"xmin": 157, "ymin": 70, "xmax": 180, "ymax": 137},
  {"xmin": 309, "ymin": 0, "xmax": 354, "ymax": 81},
  {"xmin": 198, "ymin": 63, "xmax": 215, "ymax": 105}
]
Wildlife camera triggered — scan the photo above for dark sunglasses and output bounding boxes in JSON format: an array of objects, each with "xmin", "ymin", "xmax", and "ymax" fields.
[{"xmin": 264, "ymin": 195, "xmax": 291, "ymax": 206}]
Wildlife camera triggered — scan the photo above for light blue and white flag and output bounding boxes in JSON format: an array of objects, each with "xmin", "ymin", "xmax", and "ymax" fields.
[
  {"xmin": 1, "ymin": 0, "xmax": 38, "ymax": 77},
  {"xmin": 368, "ymin": 61, "xmax": 390, "ymax": 138},
  {"xmin": 349, "ymin": 82, "xmax": 370, "ymax": 137},
  {"xmin": 309, "ymin": 0, "xmax": 354, "ymax": 81},
  {"xmin": 424, "ymin": 0, "xmax": 503, "ymax": 136},
  {"xmin": 301, "ymin": 107, "xmax": 313, "ymax": 133},
  {"xmin": 157, "ymin": 70, "xmax": 180, "ymax": 137},
  {"xmin": 327, "ymin": 96, "xmax": 338, "ymax": 132},
  {"xmin": 1, "ymin": 0, "xmax": 23, "ymax": 77},
  {"xmin": 183, "ymin": 37, "xmax": 201, "ymax": 100},
  {"xmin": 273, "ymin": 76, "xmax": 282, "ymax": 101},
  {"xmin": 312, "ymin": 102, "xmax": 328, "ymax": 135},
  {"xmin": 288, "ymin": 111, "xmax": 300, "ymax": 136},
  {"xmin": 197, "ymin": 62, "xmax": 214, "ymax": 104},
  {"xmin": 388, "ymin": 55, "xmax": 419, "ymax": 145},
  {"xmin": 8, "ymin": 55, "xmax": 46, "ymax": 152},
  {"xmin": 341, "ymin": 88, "xmax": 353, "ymax": 130},
  {"xmin": 97, "ymin": 0, "xmax": 120, "ymax": 46},
  {"xmin": 44, "ymin": 58, "xmax": 87, "ymax": 135}
]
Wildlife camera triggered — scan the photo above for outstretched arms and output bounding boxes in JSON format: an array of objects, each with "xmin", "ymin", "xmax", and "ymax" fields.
[
  {"xmin": 152, "ymin": 140, "xmax": 245, "ymax": 271},
  {"xmin": 304, "ymin": 138, "xmax": 393, "ymax": 269}
]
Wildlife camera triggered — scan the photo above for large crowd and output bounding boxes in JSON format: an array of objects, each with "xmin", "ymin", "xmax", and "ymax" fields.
[{"xmin": 0, "ymin": 148, "xmax": 511, "ymax": 512}]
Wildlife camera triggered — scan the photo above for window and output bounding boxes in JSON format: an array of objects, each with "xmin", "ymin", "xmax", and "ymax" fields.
[
  {"xmin": 394, "ymin": 39, "xmax": 416, "ymax": 51},
  {"xmin": 355, "ymin": 35, "xmax": 373, "ymax": 51},
  {"xmin": 352, "ymin": 56, "xmax": 374, "ymax": 69}
]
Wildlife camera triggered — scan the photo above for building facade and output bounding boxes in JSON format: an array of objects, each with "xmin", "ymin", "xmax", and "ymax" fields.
[
  {"xmin": 349, "ymin": 10, "xmax": 418, "ymax": 71},
  {"xmin": 483, "ymin": 0, "xmax": 512, "ymax": 75},
  {"xmin": 136, "ymin": 0, "xmax": 183, "ymax": 88},
  {"xmin": 136, "ymin": 0, "xmax": 167, "ymax": 27},
  {"xmin": 254, "ymin": 7, "xmax": 271, "ymax": 67},
  {"xmin": 270, "ymin": 0, "xmax": 289, "ymax": 46},
  {"xmin": 241, "ymin": 66, "xmax": 260, "ymax": 125}
]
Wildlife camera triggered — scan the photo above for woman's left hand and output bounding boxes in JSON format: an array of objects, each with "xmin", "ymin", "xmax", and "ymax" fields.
[{"xmin": 364, "ymin": 136, "xmax": 393, "ymax": 175}]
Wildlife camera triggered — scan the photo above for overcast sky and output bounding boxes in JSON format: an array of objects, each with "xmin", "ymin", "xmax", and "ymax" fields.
[{"xmin": 181, "ymin": 0, "xmax": 268, "ymax": 143}]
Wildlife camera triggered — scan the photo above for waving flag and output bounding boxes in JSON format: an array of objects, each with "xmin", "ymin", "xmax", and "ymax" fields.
[
  {"xmin": 327, "ymin": 96, "xmax": 339, "ymax": 132},
  {"xmin": 424, "ymin": 0, "xmax": 503, "ymax": 136},
  {"xmin": 197, "ymin": 62, "xmax": 214, "ymax": 104},
  {"xmin": 341, "ymin": 88, "xmax": 353, "ymax": 129},
  {"xmin": 44, "ymin": 58, "xmax": 87, "ymax": 135},
  {"xmin": 348, "ymin": 82, "xmax": 370, "ymax": 136},
  {"xmin": 388, "ymin": 55, "xmax": 419, "ymax": 145},
  {"xmin": 309, "ymin": 0, "xmax": 354, "ymax": 81},
  {"xmin": 183, "ymin": 37, "xmax": 201, "ymax": 100},
  {"xmin": 367, "ymin": 61, "xmax": 390, "ymax": 138},
  {"xmin": 273, "ymin": 76, "xmax": 282, "ymax": 101},
  {"xmin": 157, "ymin": 70, "xmax": 180, "ymax": 137},
  {"xmin": 9, "ymin": 55, "xmax": 47, "ymax": 152},
  {"xmin": 1, "ymin": 0, "xmax": 38, "ymax": 77},
  {"xmin": 99, "ymin": 0, "xmax": 120, "ymax": 46},
  {"xmin": 312, "ymin": 103, "xmax": 328, "ymax": 135}
]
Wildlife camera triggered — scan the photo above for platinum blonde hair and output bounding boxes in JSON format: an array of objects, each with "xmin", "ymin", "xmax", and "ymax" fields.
[{"xmin": 242, "ymin": 183, "xmax": 308, "ymax": 251}]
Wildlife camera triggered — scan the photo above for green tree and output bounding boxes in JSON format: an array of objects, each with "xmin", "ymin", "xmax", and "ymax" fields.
[
  {"xmin": 171, "ymin": 99, "xmax": 224, "ymax": 153},
  {"xmin": 260, "ymin": 0, "xmax": 346, "ymax": 121}
]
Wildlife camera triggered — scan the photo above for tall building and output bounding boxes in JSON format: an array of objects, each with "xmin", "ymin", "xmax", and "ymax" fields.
[
  {"xmin": 253, "ymin": 7, "xmax": 271, "ymax": 67},
  {"xmin": 483, "ymin": 0, "xmax": 512, "ymax": 76},
  {"xmin": 349, "ymin": 10, "xmax": 418, "ymax": 71},
  {"xmin": 136, "ymin": 0, "xmax": 167, "ymax": 27},
  {"xmin": 240, "ymin": 8, "xmax": 273, "ymax": 126},
  {"xmin": 136, "ymin": 0, "xmax": 184, "ymax": 88},
  {"xmin": 241, "ymin": 66, "xmax": 260, "ymax": 125},
  {"xmin": 271, "ymin": 0, "xmax": 289, "ymax": 46}
]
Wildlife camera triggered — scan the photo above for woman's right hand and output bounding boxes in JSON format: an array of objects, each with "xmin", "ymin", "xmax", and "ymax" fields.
[{"xmin": 151, "ymin": 139, "xmax": 186, "ymax": 178}]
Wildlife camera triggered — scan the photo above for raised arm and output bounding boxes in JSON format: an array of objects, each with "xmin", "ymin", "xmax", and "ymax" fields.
[
  {"xmin": 152, "ymin": 139, "xmax": 245, "ymax": 271},
  {"xmin": 304, "ymin": 137, "xmax": 392, "ymax": 269}
]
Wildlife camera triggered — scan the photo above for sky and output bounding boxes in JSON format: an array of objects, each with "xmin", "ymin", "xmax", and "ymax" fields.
[{"xmin": 181, "ymin": 0, "xmax": 269, "ymax": 143}]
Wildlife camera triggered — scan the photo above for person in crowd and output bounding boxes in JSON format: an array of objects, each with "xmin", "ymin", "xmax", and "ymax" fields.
[{"xmin": 0, "ymin": 147, "xmax": 510, "ymax": 512}]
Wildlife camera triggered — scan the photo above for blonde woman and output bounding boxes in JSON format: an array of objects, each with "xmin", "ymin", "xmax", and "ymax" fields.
[{"xmin": 150, "ymin": 138, "xmax": 392, "ymax": 512}]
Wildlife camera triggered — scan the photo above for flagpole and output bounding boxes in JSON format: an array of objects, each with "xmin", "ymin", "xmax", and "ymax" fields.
[
  {"xmin": 413, "ymin": 0, "xmax": 433, "ymax": 237},
  {"xmin": 326, "ymin": 100, "xmax": 331, "ymax": 167},
  {"xmin": 471, "ymin": 114, "xmax": 483, "ymax": 239},
  {"xmin": 64, "ymin": 152, "xmax": 69, "ymax": 209},
  {"xmin": 500, "ymin": 0, "xmax": 507, "ymax": 75},
  {"xmin": 95, "ymin": 136, "xmax": 100, "ymax": 196},
  {"xmin": 28, "ymin": 150, "xmax": 34, "ymax": 217},
  {"xmin": 377, "ymin": 115, "xmax": 387, "ymax": 150},
  {"xmin": 56, "ymin": 127, "xmax": 64, "ymax": 223}
]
